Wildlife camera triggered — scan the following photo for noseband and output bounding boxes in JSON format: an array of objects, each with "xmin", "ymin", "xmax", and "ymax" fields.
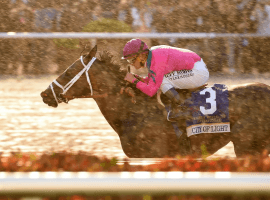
[{"xmin": 49, "ymin": 56, "xmax": 107, "ymax": 105}]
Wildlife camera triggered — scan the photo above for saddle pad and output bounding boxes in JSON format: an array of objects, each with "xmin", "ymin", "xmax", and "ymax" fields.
[{"xmin": 186, "ymin": 84, "xmax": 230, "ymax": 137}]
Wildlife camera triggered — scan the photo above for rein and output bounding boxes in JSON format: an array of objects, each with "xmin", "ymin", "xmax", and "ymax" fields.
[
  {"xmin": 49, "ymin": 56, "xmax": 107, "ymax": 105},
  {"xmin": 62, "ymin": 93, "xmax": 108, "ymax": 100}
]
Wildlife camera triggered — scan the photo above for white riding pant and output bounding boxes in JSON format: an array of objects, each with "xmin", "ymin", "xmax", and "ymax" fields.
[{"xmin": 160, "ymin": 59, "xmax": 209, "ymax": 93}]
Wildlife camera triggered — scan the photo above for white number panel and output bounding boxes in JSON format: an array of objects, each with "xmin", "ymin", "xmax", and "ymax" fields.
[{"xmin": 199, "ymin": 88, "xmax": 217, "ymax": 115}]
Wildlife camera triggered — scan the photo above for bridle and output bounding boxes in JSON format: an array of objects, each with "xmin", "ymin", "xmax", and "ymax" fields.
[{"xmin": 49, "ymin": 56, "xmax": 107, "ymax": 106}]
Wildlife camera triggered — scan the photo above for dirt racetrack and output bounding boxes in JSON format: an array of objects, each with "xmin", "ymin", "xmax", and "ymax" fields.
[{"xmin": 1, "ymin": 74, "xmax": 270, "ymax": 162}]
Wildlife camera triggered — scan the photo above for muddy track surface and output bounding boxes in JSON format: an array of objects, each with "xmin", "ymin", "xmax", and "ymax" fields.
[{"xmin": 0, "ymin": 75, "xmax": 270, "ymax": 162}]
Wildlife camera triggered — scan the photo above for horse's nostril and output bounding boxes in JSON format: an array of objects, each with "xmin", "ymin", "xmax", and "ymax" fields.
[{"xmin": 41, "ymin": 92, "xmax": 48, "ymax": 97}]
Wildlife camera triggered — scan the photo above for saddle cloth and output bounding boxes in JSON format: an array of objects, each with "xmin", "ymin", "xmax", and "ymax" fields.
[{"xmin": 186, "ymin": 84, "xmax": 230, "ymax": 137}]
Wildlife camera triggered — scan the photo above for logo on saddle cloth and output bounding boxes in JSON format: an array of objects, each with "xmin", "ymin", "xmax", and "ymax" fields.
[{"xmin": 186, "ymin": 84, "xmax": 230, "ymax": 137}]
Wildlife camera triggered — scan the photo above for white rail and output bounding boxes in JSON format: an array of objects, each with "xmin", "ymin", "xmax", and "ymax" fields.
[
  {"xmin": 1, "ymin": 32, "xmax": 270, "ymax": 39},
  {"xmin": 1, "ymin": 172, "xmax": 270, "ymax": 196}
]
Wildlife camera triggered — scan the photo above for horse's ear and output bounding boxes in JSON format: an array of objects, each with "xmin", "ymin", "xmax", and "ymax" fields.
[{"xmin": 88, "ymin": 45, "xmax": 97, "ymax": 58}]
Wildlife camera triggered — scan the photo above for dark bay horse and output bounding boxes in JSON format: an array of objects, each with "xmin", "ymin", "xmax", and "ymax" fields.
[{"xmin": 41, "ymin": 46, "xmax": 270, "ymax": 158}]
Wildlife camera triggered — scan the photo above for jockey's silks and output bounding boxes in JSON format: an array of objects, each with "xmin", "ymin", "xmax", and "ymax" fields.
[{"xmin": 135, "ymin": 45, "xmax": 201, "ymax": 97}]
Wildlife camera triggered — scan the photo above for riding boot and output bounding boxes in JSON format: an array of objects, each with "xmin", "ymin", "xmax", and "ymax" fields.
[{"xmin": 164, "ymin": 88, "xmax": 190, "ymax": 122}]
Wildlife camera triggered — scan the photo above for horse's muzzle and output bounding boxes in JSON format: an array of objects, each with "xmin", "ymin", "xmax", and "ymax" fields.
[{"xmin": 40, "ymin": 91, "xmax": 58, "ymax": 108}]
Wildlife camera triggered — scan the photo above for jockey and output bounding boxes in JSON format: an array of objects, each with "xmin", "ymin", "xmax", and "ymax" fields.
[{"xmin": 122, "ymin": 38, "xmax": 209, "ymax": 122}]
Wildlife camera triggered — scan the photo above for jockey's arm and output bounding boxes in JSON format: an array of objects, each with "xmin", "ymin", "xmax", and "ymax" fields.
[
  {"xmin": 134, "ymin": 74, "xmax": 149, "ymax": 83},
  {"xmin": 135, "ymin": 65, "xmax": 166, "ymax": 97}
]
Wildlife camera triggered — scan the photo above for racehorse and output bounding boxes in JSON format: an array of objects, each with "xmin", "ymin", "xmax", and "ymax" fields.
[{"xmin": 41, "ymin": 45, "xmax": 270, "ymax": 158}]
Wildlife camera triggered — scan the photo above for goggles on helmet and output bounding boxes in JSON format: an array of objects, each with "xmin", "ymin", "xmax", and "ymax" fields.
[{"xmin": 126, "ymin": 55, "xmax": 138, "ymax": 64}]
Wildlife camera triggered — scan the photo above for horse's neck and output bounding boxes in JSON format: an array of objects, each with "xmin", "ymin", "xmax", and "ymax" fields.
[
  {"xmin": 94, "ymin": 92, "xmax": 126, "ymax": 134},
  {"xmin": 92, "ymin": 69, "xmax": 157, "ymax": 135},
  {"xmin": 93, "ymin": 87, "xmax": 159, "ymax": 136}
]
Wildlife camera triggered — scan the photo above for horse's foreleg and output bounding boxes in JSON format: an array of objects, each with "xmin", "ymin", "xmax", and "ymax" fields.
[{"xmin": 119, "ymin": 124, "xmax": 169, "ymax": 158}]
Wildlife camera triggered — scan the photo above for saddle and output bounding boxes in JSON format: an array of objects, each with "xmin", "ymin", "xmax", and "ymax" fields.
[{"xmin": 188, "ymin": 83, "xmax": 208, "ymax": 92}]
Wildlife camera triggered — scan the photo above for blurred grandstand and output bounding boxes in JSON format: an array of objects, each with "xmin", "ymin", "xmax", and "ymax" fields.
[{"xmin": 0, "ymin": 0, "xmax": 270, "ymax": 75}]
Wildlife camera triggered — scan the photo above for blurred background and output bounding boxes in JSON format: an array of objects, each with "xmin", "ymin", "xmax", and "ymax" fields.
[
  {"xmin": 1, "ymin": 0, "xmax": 270, "ymax": 159},
  {"xmin": 1, "ymin": 0, "xmax": 270, "ymax": 76}
]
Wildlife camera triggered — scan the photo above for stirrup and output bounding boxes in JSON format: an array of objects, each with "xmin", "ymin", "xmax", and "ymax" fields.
[
  {"xmin": 167, "ymin": 109, "xmax": 190, "ymax": 122},
  {"xmin": 167, "ymin": 109, "xmax": 181, "ymax": 122},
  {"xmin": 167, "ymin": 110, "xmax": 174, "ymax": 122},
  {"xmin": 167, "ymin": 104, "xmax": 182, "ymax": 122}
]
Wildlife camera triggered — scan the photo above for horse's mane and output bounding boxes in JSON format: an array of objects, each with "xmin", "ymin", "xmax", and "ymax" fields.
[
  {"xmin": 97, "ymin": 50, "xmax": 127, "ymax": 81},
  {"xmin": 96, "ymin": 50, "xmax": 144, "ymax": 96}
]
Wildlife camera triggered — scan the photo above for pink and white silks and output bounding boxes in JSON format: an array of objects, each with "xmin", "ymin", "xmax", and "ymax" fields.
[{"xmin": 133, "ymin": 45, "xmax": 209, "ymax": 97}]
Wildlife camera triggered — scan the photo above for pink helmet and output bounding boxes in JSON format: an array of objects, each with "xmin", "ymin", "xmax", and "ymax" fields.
[{"xmin": 122, "ymin": 39, "xmax": 149, "ymax": 59}]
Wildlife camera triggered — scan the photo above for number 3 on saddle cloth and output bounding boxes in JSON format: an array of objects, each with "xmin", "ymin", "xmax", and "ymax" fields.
[{"xmin": 169, "ymin": 84, "xmax": 230, "ymax": 138}]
